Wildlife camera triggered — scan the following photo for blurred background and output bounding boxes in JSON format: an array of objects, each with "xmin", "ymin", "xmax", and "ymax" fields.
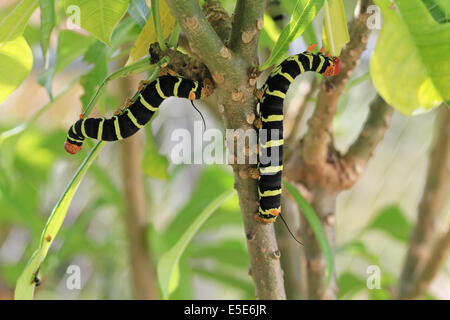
[{"xmin": 0, "ymin": 0, "xmax": 449, "ymax": 299}]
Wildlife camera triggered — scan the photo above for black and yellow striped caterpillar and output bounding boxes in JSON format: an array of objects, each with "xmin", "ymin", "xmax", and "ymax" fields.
[
  {"xmin": 256, "ymin": 44, "xmax": 340, "ymax": 224},
  {"xmin": 64, "ymin": 75, "xmax": 209, "ymax": 154},
  {"xmin": 64, "ymin": 44, "xmax": 340, "ymax": 226}
]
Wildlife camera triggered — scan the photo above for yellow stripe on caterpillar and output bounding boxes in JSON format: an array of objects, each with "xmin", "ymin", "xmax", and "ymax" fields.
[
  {"xmin": 259, "ymin": 165, "xmax": 283, "ymax": 174},
  {"xmin": 81, "ymin": 119, "xmax": 87, "ymax": 138},
  {"xmin": 265, "ymin": 88, "xmax": 286, "ymax": 99},
  {"xmin": 258, "ymin": 207, "xmax": 281, "ymax": 216},
  {"xmin": 261, "ymin": 114, "xmax": 283, "ymax": 122},
  {"xmin": 97, "ymin": 118, "xmax": 105, "ymax": 140},
  {"xmin": 68, "ymin": 136, "xmax": 83, "ymax": 143},
  {"xmin": 258, "ymin": 188, "xmax": 282, "ymax": 197},
  {"xmin": 173, "ymin": 77, "xmax": 183, "ymax": 97},
  {"xmin": 139, "ymin": 95, "xmax": 158, "ymax": 111},
  {"xmin": 306, "ymin": 53, "xmax": 314, "ymax": 69},
  {"xmin": 126, "ymin": 109, "xmax": 144, "ymax": 129},
  {"xmin": 270, "ymin": 66, "xmax": 295, "ymax": 83},
  {"xmin": 155, "ymin": 78, "xmax": 168, "ymax": 99},
  {"xmin": 114, "ymin": 116, "xmax": 123, "ymax": 140},
  {"xmin": 288, "ymin": 55, "xmax": 305, "ymax": 73},
  {"xmin": 316, "ymin": 54, "xmax": 326, "ymax": 73},
  {"xmin": 261, "ymin": 139, "xmax": 284, "ymax": 148}
]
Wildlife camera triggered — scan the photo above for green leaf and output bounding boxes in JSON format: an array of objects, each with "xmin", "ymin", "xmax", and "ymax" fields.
[
  {"xmin": 157, "ymin": 189, "xmax": 235, "ymax": 299},
  {"xmin": 191, "ymin": 239, "xmax": 249, "ymax": 269},
  {"xmin": 142, "ymin": 127, "xmax": 170, "ymax": 180},
  {"xmin": 337, "ymin": 272, "xmax": 366, "ymax": 299},
  {"xmin": 128, "ymin": 0, "xmax": 149, "ymax": 28},
  {"xmin": 0, "ymin": 0, "xmax": 38, "ymax": 43},
  {"xmin": 64, "ymin": 0, "xmax": 130, "ymax": 45},
  {"xmin": 337, "ymin": 241, "xmax": 380, "ymax": 265},
  {"xmin": 322, "ymin": 0, "xmax": 349, "ymax": 56},
  {"xmin": 14, "ymin": 142, "xmax": 105, "ymax": 300},
  {"xmin": 283, "ymin": 180, "xmax": 334, "ymax": 285},
  {"xmin": 164, "ymin": 166, "xmax": 235, "ymax": 245},
  {"xmin": 79, "ymin": 41, "xmax": 108, "ymax": 108},
  {"xmin": 260, "ymin": 0, "xmax": 325, "ymax": 70},
  {"xmin": 38, "ymin": 30, "xmax": 92, "ymax": 98},
  {"xmin": 370, "ymin": 0, "xmax": 450, "ymax": 115},
  {"xmin": 193, "ymin": 266, "xmax": 254, "ymax": 296},
  {"xmin": 367, "ymin": 205, "xmax": 411, "ymax": 242},
  {"xmin": 302, "ymin": 22, "xmax": 318, "ymax": 45},
  {"xmin": 54, "ymin": 30, "xmax": 94, "ymax": 73},
  {"xmin": 39, "ymin": 0, "xmax": 56, "ymax": 65},
  {"xmin": 259, "ymin": 13, "xmax": 281, "ymax": 49},
  {"xmin": 0, "ymin": 36, "xmax": 33, "ymax": 104},
  {"xmin": 422, "ymin": 0, "xmax": 450, "ymax": 24}
]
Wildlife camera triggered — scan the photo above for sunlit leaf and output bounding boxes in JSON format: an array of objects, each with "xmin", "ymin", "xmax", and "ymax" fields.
[
  {"xmin": 322, "ymin": 0, "xmax": 349, "ymax": 56},
  {"xmin": 283, "ymin": 180, "xmax": 334, "ymax": 285},
  {"xmin": 259, "ymin": 13, "xmax": 280, "ymax": 49},
  {"xmin": 64, "ymin": 0, "xmax": 130, "ymax": 45},
  {"xmin": 127, "ymin": 0, "xmax": 175, "ymax": 64},
  {"xmin": 157, "ymin": 189, "xmax": 235, "ymax": 299},
  {"xmin": 0, "ymin": 0, "xmax": 38, "ymax": 44},
  {"xmin": 260, "ymin": 0, "xmax": 324, "ymax": 70},
  {"xmin": 370, "ymin": 0, "xmax": 450, "ymax": 115},
  {"xmin": 0, "ymin": 37, "xmax": 33, "ymax": 104}
]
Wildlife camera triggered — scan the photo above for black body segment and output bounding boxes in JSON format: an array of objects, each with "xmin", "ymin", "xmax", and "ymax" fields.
[
  {"xmin": 257, "ymin": 51, "xmax": 335, "ymax": 223},
  {"xmin": 65, "ymin": 76, "xmax": 202, "ymax": 149}
]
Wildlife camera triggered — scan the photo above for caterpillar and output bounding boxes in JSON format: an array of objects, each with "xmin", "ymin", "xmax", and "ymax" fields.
[
  {"xmin": 256, "ymin": 43, "xmax": 341, "ymax": 224},
  {"xmin": 64, "ymin": 75, "xmax": 209, "ymax": 154},
  {"xmin": 64, "ymin": 44, "xmax": 340, "ymax": 229}
]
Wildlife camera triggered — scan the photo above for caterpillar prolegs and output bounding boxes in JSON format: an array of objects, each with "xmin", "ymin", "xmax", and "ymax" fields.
[
  {"xmin": 256, "ymin": 44, "xmax": 341, "ymax": 224},
  {"xmin": 64, "ymin": 75, "xmax": 207, "ymax": 154}
]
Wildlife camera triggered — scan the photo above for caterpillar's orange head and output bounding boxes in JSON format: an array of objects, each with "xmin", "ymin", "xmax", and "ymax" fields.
[
  {"xmin": 64, "ymin": 141, "xmax": 82, "ymax": 154},
  {"xmin": 323, "ymin": 57, "xmax": 341, "ymax": 76}
]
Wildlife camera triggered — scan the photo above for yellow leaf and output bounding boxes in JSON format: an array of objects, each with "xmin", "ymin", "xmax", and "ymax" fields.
[
  {"xmin": 127, "ymin": 1, "xmax": 175, "ymax": 65},
  {"xmin": 322, "ymin": 0, "xmax": 349, "ymax": 56},
  {"xmin": 0, "ymin": 36, "xmax": 33, "ymax": 103}
]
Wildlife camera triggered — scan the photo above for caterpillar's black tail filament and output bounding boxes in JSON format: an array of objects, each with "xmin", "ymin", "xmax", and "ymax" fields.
[
  {"xmin": 190, "ymin": 100, "xmax": 206, "ymax": 132},
  {"xmin": 279, "ymin": 213, "xmax": 303, "ymax": 246}
]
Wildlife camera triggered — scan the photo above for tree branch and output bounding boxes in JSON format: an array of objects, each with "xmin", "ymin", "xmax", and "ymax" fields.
[
  {"xmin": 283, "ymin": 0, "xmax": 387, "ymax": 299},
  {"xmin": 340, "ymin": 94, "xmax": 393, "ymax": 188},
  {"xmin": 166, "ymin": 0, "xmax": 286, "ymax": 299},
  {"xmin": 202, "ymin": 0, "xmax": 232, "ymax": 43},
  {"xmin": 164, "ymin": 0, "xmax": 247, "ymax": 85},
  {"xmin": 302, "ymin": 0, "xmax": 374, "ymax": 167},
  {"xmin": 398, "ymin": 105, "xmax": 450, "ymax": 299},
  {"xmin": 406, "ymin": 227, "xmax": 450, "ymax": 299},
  {"xmin": 229, "ymin": 0, "xmax": 267, "ymax": 65}
]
